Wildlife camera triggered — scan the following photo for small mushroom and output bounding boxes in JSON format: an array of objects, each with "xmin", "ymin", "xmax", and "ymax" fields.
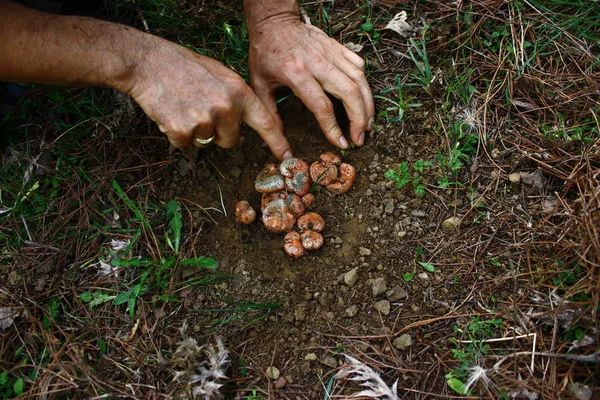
[
  {"xmin": 284, "ymin": 231, "xmax": 305, "ymax": 258},
  {"xmin": 285, "ymin": 193, "xmax": 305, "ymax": 217},
  {"xmin": 301, "ymin": 230, "xmax": 323, "ymax": 250},
  {"xmin": 261, "ymin": 192, "xmax": 304, "ymax": 217},
  {"xmin": 262, "ymin": 198, "xmax": 295, "ymax": 232},
  {"xmin": 280, "ymin": 158, "xmax": 311, "ymax": 196},
  {"xmin": 327, "ymin": 163, "xmax": 356, "ymax": 194},
  {"xmin": 255, "ymin": 163, "xmax": 285, "ymax": 194},
  {"xmin": 261, "ymin": 191, "xmax": 287, "ymax": 212},
  {"xmin": 319, "ymin": 152, "xmax": 341, "ymax": 166},
  {"xmin": 235, "ymin": 200, "xmax": 256, "ymax": 224},
  {"xmin": 297, "ymin": 212, "xmax": 325, "ymax": 232},
  {"xmin": 301, "ymin": 193, "xmax": 316, "ymax": 209},
  {"xmin": 310, "ymin": 161, "xmax": 338, "ymax": 185}
]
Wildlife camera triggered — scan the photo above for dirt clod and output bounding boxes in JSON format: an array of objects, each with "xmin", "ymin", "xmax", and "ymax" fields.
[
  {"xmin": 344, "ymin": 268, "xmax": 359, "ymax": 287},
  {"xmin": 266, "ymin": 366, "xmax": 280, "ymax": 380},
  {"xmin": 441, "ymin": 217, "xmax": 461, "ymax": 232},
  {"xmin": 393, "ymin": 334, "xmax": 412, "ymax": 350}
]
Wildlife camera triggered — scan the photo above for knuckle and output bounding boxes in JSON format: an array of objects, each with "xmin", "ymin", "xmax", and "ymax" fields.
[
  {"xmin": 284, "ymin": 59, "xmax": 306, "ymax": 77},
  {"xmin": 343, "ymin": 82, "xmax": 360, "ymax": 98},
  {"xmin": 354, "ymin": 57, "xmax": 366, "ymax": 70},
  {"xmin": 350, "ymin": 68, "xmax": 366, "ymax": 82},
  {"xmin": 218, "ymin": 132, "xmax": 239, "ymax": 148},
  {"xmin": 314, "ymin": 97, "xmax": 334, "ymax": 116},
  {"xmin": 260, "ymin": 112, "xmax": 278, "ymax": 132},
  {"xmin": 213, "ymin": 98, "xmax": 235, "ymax": 116},
  {"xmin": 230, "ymin": 78, "xmax": 249, "ymax": 96},
  {"xmin": 169, "ymin": 130, "xmax": 190, "ymax": 143}
]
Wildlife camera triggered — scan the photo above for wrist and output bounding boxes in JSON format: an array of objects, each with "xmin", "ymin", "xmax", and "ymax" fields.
[
  {"xmin": 243, "ymin": 0, "xmax": 301, "ymax": 40},
  {"xmin": 103, "ymin": 28, "xmax": 155, "ymax": 95}
]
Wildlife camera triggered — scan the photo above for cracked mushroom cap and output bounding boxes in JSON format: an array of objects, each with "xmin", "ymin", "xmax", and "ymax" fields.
[
  {"xmin": 284, "ymin": 231, "xmax": 305, "ymax": 258},
  {"xmin": 261, "ymin": 192, "xmax": 304, "ymax": 217},
  {"xmin": 261, "ymin": 191, "xmax": 287, "ymax": 212},
  {"xmin": 255, "ymin": 163, "xmax": 285, "ymax": 194},
  {"xmin": 285, "ymin": 193, "xmax": 305, "ymax": 217},
  {"xmin": 262, "ymin": 198, "xmax": 296, "ymax": 232},
  {"xmin": 310, "ymin": 160, "xmax": 338, "ymax": 185},
  {"xmin": 301, "ymin": 230, "xmax": 323, "ymax": 250},
  {"xmin": 301, "ymin": 193, "xmax": 316, "ymax": 209},
  {"xmin": 319, "ymin": 152, "xmax": 341, "ymax": 166},
  {"xmin": 297, "ymin": 212, "xmax": 325, "ymax": 232},
  {"xmin": 280, "ymin": 158, "xmax": 311, "ymax": 196},
  {"xmin": 235, "ymin": 200, "xmax": 256, "ymax": 224},
  {"xmin": 327, "ymin": 163, "xmax": 356, "ymax": 194}
]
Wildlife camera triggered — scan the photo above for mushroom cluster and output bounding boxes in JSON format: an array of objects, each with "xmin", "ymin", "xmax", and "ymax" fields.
[{"xmin": 235, "ymin": 152, "xmax": 356, "ymax": 257}]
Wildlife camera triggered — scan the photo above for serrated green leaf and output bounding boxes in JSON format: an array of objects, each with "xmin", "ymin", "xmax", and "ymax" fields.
[
  {"xmin": 418, "ymin": 261, "xmax": 435, "ymax": 272},
  {"xmin": 80, "ymin": 292, "xmax": 93, "ymax": 303},
  {"xmin": 361, "ymin": 22, "xmax": 373, "ymax": 32}
]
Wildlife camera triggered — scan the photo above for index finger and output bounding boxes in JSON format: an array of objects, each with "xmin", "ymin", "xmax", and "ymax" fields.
[{"xmin": 242, "ymin": 92, "xmax": 292, "ymax": 161}]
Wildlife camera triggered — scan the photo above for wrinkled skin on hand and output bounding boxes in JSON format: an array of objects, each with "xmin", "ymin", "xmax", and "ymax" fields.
[
  {"xmin": 248, "ymin": 20, "xmax": 375, "ymax": 150},
  {"xmin": 128, "ymin": 36, "xmax": 291, "ymax": 159}
]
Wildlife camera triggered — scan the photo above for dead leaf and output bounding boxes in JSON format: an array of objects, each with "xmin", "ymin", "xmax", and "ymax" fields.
[
  {"xmin": 384, "ymin": 11, "xmax": 415, "ymax": 37},
  {"xmin": 344, "ymin": 42, "xmax": 364, "ymax": 53},
  {"xmin": 521, "ymin": 169, "xmax": 547, "ymax": 190},
  {"xmin": 0, "ymin": 308, "xmax": 19, "ymax": 330},
  {"xmin": 542, "ymin": 197, "xmax": 558, "ymax": 213}
]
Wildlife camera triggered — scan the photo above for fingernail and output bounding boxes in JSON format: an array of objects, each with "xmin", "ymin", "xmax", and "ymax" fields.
[
  {"xmin": 283, "ymin": 149, "xmax": 293, "ymax": 160},
  {"xmin": 367, "ymin": 117, "xmax": 374, "ymax": 131},
  {"xmin": 338, "ymin": 136, "xmax": 349, "ymax": 149},
  {"xmin": 358, "ymin": 132, "xmax": 365, "ymax": 146}
]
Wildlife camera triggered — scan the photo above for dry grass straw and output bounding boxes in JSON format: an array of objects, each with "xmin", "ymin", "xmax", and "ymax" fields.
[
  {"xmin": 0, "ymin": 127, "xmax": 180, "ymax": 398},
  {"xmin": 323, "ymin": 0, "xmax": 598, "ymax": 398}
]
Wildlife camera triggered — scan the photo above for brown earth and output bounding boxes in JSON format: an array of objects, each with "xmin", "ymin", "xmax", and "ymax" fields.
[{"xmin": 1, "ymin": 1, "xmax": 598, "ymax": 399}]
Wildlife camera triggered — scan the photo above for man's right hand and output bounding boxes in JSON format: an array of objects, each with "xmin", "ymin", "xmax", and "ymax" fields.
[
  {"xmin": 0, "ymin": 1, "xmax": 293, "ymax": 160},
  {"xmin": 124, "ymin": 36, "xmax": 292, "ymax": 160}
]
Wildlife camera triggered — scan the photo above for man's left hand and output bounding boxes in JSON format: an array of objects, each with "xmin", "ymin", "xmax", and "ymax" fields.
[{"xmin": 247, "ymin": 19, "xmax": 374, "ymax": 150}]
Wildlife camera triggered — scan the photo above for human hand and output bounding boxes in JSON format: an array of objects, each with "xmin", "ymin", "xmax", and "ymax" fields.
[
  {"xmin": 247, "ymin": 20, "xmax": 375, "ymax": 149},
  {"xmin": 125, "ymin": 35, "xmax": 292, "ymax": 159}
]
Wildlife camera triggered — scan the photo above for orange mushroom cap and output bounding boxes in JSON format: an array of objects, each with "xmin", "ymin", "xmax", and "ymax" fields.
[
  {"xmin": 297, "ymin": 212, "xmax": 325, "ymax": 232},
  {"xmin": 284, "ymin": 231, "xmax": 305, "ymax": 258},
  {"xmin": 262, "ymin": 198, "xmax": 296, "ymax": 232},
  {"xmin": 301, "ymin": 230, "xmax": 324, "ymax": 250},
  {"xmin": 235, "ymin": 200, "xmax": 256, "ymax": 224},
  {"xmin": 327, "ymin": 163, "xmax": 356, "ymax": 194}
]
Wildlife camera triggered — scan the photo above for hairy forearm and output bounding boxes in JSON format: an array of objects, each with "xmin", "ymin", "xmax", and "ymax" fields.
[
  {"xmin": 243, "ymin": 0, "xmax": 301, "ymax": 38},
  {"xmin": 0, "ymin": 0, "xmax": 146, "ymax": 92}
]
